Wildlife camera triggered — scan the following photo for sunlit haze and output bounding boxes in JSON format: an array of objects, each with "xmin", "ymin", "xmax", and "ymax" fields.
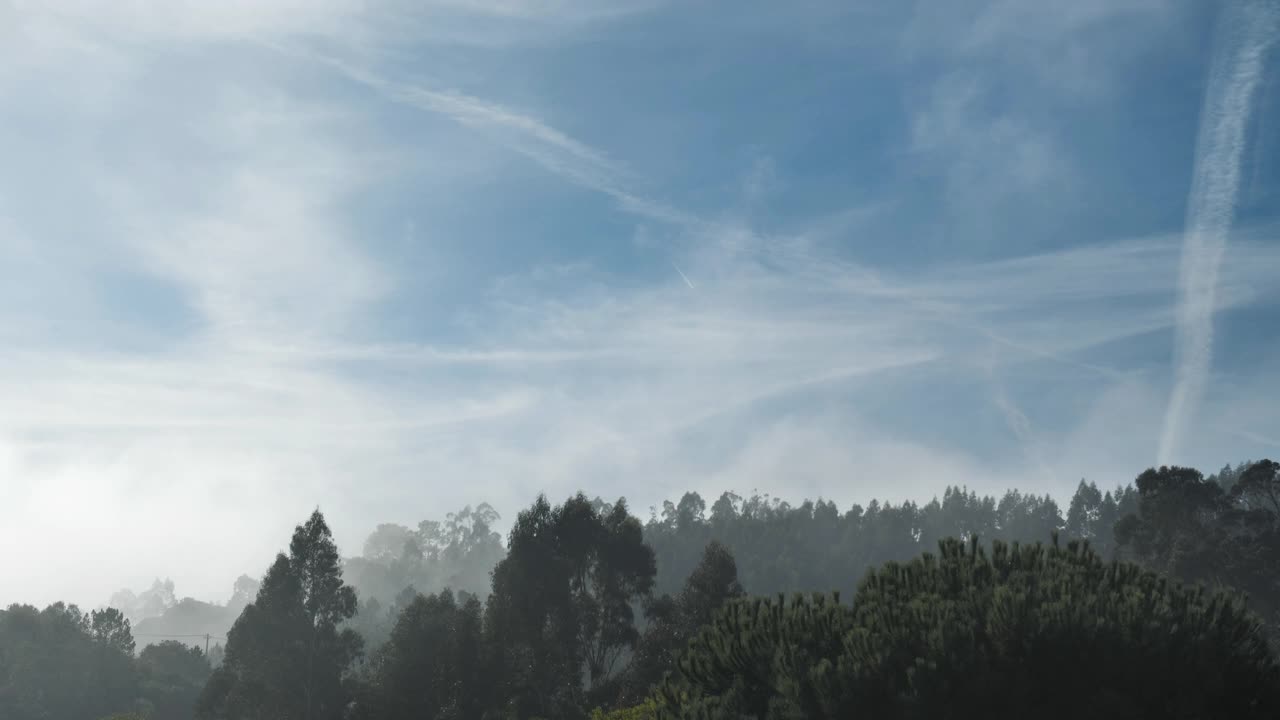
[{"xmin": 1, "ymin": 0, "xmax": 1278, "ymax": 610}]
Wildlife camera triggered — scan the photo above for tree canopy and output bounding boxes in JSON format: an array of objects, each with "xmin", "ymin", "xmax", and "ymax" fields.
[
  {"xmin": 1116, "ymin": 461, "xmax": 1280, "ymax": 643},
  {"xmin": 656, "ymin": 536, "xmax": 1280, "ymax": 719},
  {"xmin": 484, "ymin": 493, "xmax": 657, "ymax": 719},
  {"xmin": 0, "ymin": 602, "xmax": 140, "ymax": 720}
]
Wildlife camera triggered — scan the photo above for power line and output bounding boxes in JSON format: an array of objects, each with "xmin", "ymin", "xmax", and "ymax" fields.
[{"xmin": 132, "ymin": 632, "xmax": 224, "ymax": 655}]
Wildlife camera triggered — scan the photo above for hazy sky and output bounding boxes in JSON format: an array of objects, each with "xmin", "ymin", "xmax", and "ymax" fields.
[{"xmin": 2, "ymin": 0, "xmax": 1278, "ymax": 608}]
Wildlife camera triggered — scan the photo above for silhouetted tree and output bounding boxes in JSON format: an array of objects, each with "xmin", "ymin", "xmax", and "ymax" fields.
[
  {"xmin": 137, "ymin": 640, "xmax": 212, "ymax": 720},
  {"xmin": 485, "ymin": 493, "xmax": 656, "ymax": 719},
  {"xmin": 197, "ymin": 509, "xmax": 362, "ymax": 720},
  {"xmin": 621, "ymin": 541, "xmax": 745, "ymax": 705},
  {"xmin": 354, "ymin": 589, "xmax": 487, "ymax": 720},
  {"xmin": 0, "ymin": 602, "xmax": 138, "ymax": 720},
  {"xmin": 1116, "ymin": 461, "xmax": 1280, "ymax": 644}
]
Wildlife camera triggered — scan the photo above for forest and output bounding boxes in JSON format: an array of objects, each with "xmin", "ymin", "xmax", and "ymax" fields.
[{"xmin": 2, "ymin": 460, "xmax": 1278, "ymax": 719}]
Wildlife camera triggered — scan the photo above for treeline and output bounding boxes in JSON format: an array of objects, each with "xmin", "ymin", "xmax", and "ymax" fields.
[
  {"xmin": 0, "ymin": 604, "xmax": 209, "ymax": 720},
  {"xmin": 101, "ymin": 504, "xmax": 505, "ymax": 657},
  {"xmin": 2, "ymin": 460, "xmax": 1276, "ymax": 719},
  {"xmin": 642, "ymin": 480, "xmax": 1137, "ymax": 600}
]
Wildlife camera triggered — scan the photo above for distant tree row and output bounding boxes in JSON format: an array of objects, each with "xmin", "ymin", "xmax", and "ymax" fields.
[
  {"xmin": 100, "ymin": 502, "xmax": 504, "ymax": 665},
  {"xmin": 642, "ymin": 480, "xmax": 1139, "ymax": 600},
  {"xmin": 343, "ymin": 503, "xmax": 505, "ymax": 650}
]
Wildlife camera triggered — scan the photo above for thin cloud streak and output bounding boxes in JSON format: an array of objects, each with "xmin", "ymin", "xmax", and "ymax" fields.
[
  {"xmin": 270, "ymin": 43, "xmax": 733, "ymax": 240},
  {"xmin": 1159, "ymin": 0, "xmax": 1278, "ymax": 464},
  {"xmin": 672, "ymin": 262, "xmax": 696, "ymax": 289},
  {"xmin": 293, "ymin": 47, "xmax": 709, "ymax": 231}
]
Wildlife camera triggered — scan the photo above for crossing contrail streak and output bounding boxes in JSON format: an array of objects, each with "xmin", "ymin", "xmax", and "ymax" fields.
[{"xmin": 1158, "ymin": 0, "xmax": 1278, "ymax": 464}]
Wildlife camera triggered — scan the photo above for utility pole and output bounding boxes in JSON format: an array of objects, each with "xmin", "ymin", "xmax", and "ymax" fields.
[{"xmin": 205, "ymin": 633, "xmax": 211, "ymax": 657}]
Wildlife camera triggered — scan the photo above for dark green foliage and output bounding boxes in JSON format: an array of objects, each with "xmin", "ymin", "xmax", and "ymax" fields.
[
  {"xmin": 91, "ymin": 607, "xmax": 137, "ymax": 656},
  {"xmin": 197, "ymin": 509, "xmax": 363, "ymax": 720},
  {"xmin": 485, "ymin": 493, "xmax": 657, "ymax": 719},
  {"xmin": 620, "ymin": 541, "xmax": 746, "ymax": 705},
  {"xmin": 352, "ymin": 589, "xmax": 487, "ymax": 720},
  {"xmin": 655, "ymin": 536, "xmax": 1280, "ymax": 719},
  {"xmin": 1116, "ymin": 461, "xmax": 1280, "ymax": 642},
  {"xmin": 137, "ymin": 640, "xmax": 213, "ymax": 720},
  {"xmin": 0, "ymin": 602, "xmax": 139, "ymax": 720},
  {"xmin": 645, "ymin": 485, "xmax": 1103, "ymax": 601},
  {"xmin": 1064, "ymin": 479, "xmax": 1137, "ymax": 556}
]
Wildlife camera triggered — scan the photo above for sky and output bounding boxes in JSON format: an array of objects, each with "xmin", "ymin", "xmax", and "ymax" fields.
[{"xmin": 1, "ymin": 0, "xmax": 1278, "ymax": 609}]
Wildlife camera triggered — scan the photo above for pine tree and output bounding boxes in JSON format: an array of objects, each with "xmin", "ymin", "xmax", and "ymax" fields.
[{"xmin": 655, "ymin": 536, "xmax": 1280, "ymax": 719}]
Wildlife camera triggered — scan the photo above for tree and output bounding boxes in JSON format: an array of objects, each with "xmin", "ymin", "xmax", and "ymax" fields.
[
  {"xmin": 1232, "ymin": 460, "xmax": 1280, "ymax": 516},
  {"xmin": 621, "ymin": 542, "xmax": 746, "ymax": 705},
  {"xmin": 356, "ymin": 589, "xmax": 487, "ymax": 720},
  {"xmin": 110, "ymin": 578, "xmax": 177, "ymax": 624},
  {"xmin": 655, "ymin": 536, "xmax": 1280, "ymax": 719},
  {"xmin": 0, "ymin": 603, "xmax": 139, "ymax": 720},
  {"xmin": 362, "ymin": 523, "xmax": 417, "ymax": 564},
  {"xmin": 1065, "ymin": 479, "xmax": 1103, "ymax": 541},
  {"xmin": 137, "ymin": 640, "xmax": 212, "ymax": 720},
  {"xmin": 91, "ymin": 608, "xmax": 136, "ymax": 655},
  {"xmin": 228, "ymin": 575, "xmax": 261, "ymax": 615},
  {"xmin": 1114, "ymin": 465, "xmax": 1227, "ymax": 578},
  {"xmin": 676, "ymin": 542, "xmax": 745, "ymax": 630},
  {"xmin": 344, "ymin": 503, "xmax": 505, "ymax": 649},
  {"xmin": 1117, "ymin": 462, "xmax": 1280, "ymax": 644},
  {"xmin": 485, "ymin": 493, "xmax": 656, "ymax": 719},
  {"xmin": 197, "ymin": 509, "xmax": 362, "ymax": 720}
]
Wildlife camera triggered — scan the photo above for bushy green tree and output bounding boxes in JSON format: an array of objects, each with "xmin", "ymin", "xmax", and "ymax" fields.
[
  {"xmin": 137, "ymin": 640, "xmax": 212, "ymax": 720},
  {"xmin": 197, "ymin": 509, "xmax": 362, "ymax": 720},
  {"xmin": 1116, "ymin": 462, "xmax": 1279, "ymax": 643},
  {"xmin": 655, "ymin": 536, "xmax": 1280, "ymax": 719},
  {"xmin": 0, "ymin": 602, "xmax": 139, "ymax": 720},
  {"xmin": 485, "ymin": 493, "xmax": 656, "ymax": 719},
  {"xmin": 351, "ymin": 589, "xmax": 487, "ymax": 720},
  {"xmin": 620, "ymin": 542, "xmax": 745, "ymax": 705}
]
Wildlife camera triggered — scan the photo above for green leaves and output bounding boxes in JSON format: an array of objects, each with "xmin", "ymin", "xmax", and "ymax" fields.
[{"xmin": 655, "ymin": 537, "xmax": 1280, "ymax": 719}]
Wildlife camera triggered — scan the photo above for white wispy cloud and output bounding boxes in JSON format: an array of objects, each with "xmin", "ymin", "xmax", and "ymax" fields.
[
  {"xmin": 1158, "ymin": 0, "xmax": 1278, "ymax": 464},
  {"xmin": 2, "ymin": 0, "xmax": 1278, "ymax": 613},
  {"xmin": 292, "ymin": 47, "xmax": 714, "ymax": 235}
]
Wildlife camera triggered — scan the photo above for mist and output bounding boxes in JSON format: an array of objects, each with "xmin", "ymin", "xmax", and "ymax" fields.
[{"xmin": 2, "ymin": 0, "xmax": 1280, "ymax": 717}]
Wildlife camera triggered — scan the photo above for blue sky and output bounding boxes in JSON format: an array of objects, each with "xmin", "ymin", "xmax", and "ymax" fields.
[{"xmin": 1, "ymin": 0, "xmax": 1278, "ymax": 607}]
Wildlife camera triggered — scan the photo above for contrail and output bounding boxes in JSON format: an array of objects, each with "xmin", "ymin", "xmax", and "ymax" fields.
[
  {"xmin": 672, "ymin": 262, "xmax": 696, "ymax": 290},
  {"xmin": 983, "ymin": 358, "xmax": 1057, "ymax": 487},
  {"xmin": 1158, "ymin": 0, "xmax": 1277, "ymax": 464}
]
